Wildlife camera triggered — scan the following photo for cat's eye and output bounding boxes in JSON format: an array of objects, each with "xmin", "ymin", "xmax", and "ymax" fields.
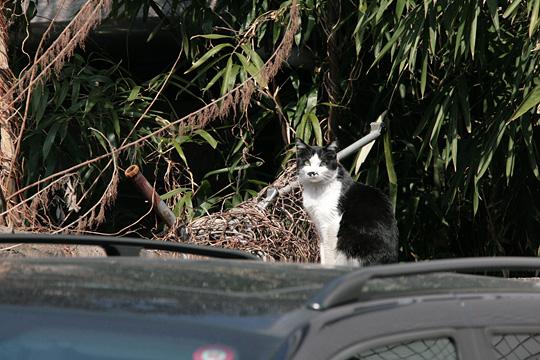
[
  {"xmin": 304, "ymin": 160, "xmax": 310, "ymax": 166},
  {"xmin": 320, "ymin": 161, "xmax": 327, "ymax": 166}
]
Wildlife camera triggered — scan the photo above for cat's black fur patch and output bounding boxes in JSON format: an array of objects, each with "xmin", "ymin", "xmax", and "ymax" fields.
[
  {"xmin": 337, "ymin": 182, "xmax": 398, "ymax": 265},
  {"xmin": 296, "ymin": 140, "xmax": 339, "ymax": 171}
]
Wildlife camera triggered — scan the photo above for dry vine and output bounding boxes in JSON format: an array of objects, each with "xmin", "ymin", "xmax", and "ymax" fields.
[
  {"xmin": 0, "ymin": 0, "xmax": 113, "ymax": 227},
  {"xmin": 163, "ymin": 162, "xmax": 319, "ymax": 263}
]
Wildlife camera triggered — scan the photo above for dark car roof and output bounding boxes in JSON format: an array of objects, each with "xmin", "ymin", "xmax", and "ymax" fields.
[
  {"xmin": 0, "ymin": 257, "xmax": 348, "ymax": 316},
  {"xmin": 3, "ymin": 257, "xmax": 540, "ymax": 315}
]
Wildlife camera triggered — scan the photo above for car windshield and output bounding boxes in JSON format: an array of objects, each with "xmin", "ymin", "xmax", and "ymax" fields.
[
  {"xmin": 360, "ymin": 272, "xmax": 540, "ymax": 299},
  {"xmin": 0, "ymin": 306, "xmax": 284, "ymax": 360}
]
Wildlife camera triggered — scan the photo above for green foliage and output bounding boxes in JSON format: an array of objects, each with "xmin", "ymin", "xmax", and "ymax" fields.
[
  {"xmin": 8, "ymin": 0, "xmax": 540, "ymax": 257},
  {"xmin": 344, "ymin": 0, "xmax": 540, "ymax": 258}
]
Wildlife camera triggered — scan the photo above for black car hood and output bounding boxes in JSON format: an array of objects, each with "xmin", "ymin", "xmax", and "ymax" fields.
[{"xmin": 0, "ymin": 257, "xmax": 348, "ymax": 316}]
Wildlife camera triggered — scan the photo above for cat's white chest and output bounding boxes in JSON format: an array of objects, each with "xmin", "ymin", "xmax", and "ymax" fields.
[
  {"xmin": 302, "ymin": 180, "xmax": 343, "ymax": 230},
  {"xmin": 302, "ymin": 180, "xmax": 344, "ymax": 266}
]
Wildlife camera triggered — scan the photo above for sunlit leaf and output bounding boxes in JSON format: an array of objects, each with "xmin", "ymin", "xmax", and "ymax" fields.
[
  {"xmin": 308, "ymin": 113, "xmax": 322, "ymax": 145},
  {"xmin": 185, "ymin": 43, "xmax": 232, "ymax": 74},
  {"xmin": 192, "ymin": 34, "xmax": 234, "ymax": 40},
  {"xmin": 195, "ymin": 129, "xmax": 219, "ymax": 149},
  {"xmin": 160, "ymin": 187, "xmax": 189, "ymax": 200},
  {"xmin": 127, "ymin": 86, "xmax": 141, "ymax": 101},
  {"xmin": 202, "ymin": 68, "xmax": 225, "ymax": 92},
  {"xmin": 240, "ymin": 44, "xmax": 265, "ymax": 71},
  {"xmin": 420, "ymin": 52, "xmax": 428, "ymax": 98},
  {"xmin": 503, "ymin": 0, "xmax": 523, "ymax": 18},
  {"xmin": 470, "ymin": 5, "xmax": 480, "ymax": 58},
  {"xmin": 384, "ymin": 129, "xmax": 398, "ymax": 212},
  {"xmin": 510, "ymin": 84, "xmax": 540, "ymax": 121},
  {"xmin": 235, "ymin": 53, "xmax": 267, "ymax": 88},
  {"xmin": 220, "ymin": 57, "xmax": 234, "ymax": 96},
  {"xmin": 530, "ymin": 0, "xmax": 540, "ymax": 37}
]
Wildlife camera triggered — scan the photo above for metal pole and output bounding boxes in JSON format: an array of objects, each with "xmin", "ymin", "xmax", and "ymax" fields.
[
  {"xmin": 125, "ymin": 165, "xmax": 176, "ymax": 229},
  {"xmin": 257, "ymin": 112, "xmax": 387, "ymax": 210}
]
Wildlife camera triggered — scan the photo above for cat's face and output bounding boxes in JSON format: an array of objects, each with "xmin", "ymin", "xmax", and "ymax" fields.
[{"xmin": 296, "ymin": 139, "xmax": 339, "ymax": 184}]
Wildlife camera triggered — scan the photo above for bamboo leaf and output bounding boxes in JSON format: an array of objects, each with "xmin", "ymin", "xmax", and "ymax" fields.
[
  {"xmin": 429, "ymin": 20, "xmax": 437, "ymax": 55},
  {"xmin": 457, "ymin": 80, "xmax": 472, "ymax": 132},
  {"xmin": 195, "ymin": 129, "xmax": 219, "ymax": 149},
  {"xmin": 192, "ymin": 34, "xmax": 234, "ymax": 40},
  {"xmin": 127, "ymin": 85, "xmax": 141, "ymax": 101},
  {"xmin": 305, "ymin": 87, "xmax": 318, "ymax": 113},
  {"xmin": 470, "ymin": 5, "xmax": 480, "ymax": 59},
  {"xmin": 530, "ymin": 0, "xmax": 540, "ymax": 37},
  {"xmin": 371, "ymin": 22, "xmax": 406, "ymax": 67},
  {"xmin": 486, "ymin": 0, "xmax": 500, "ymax": 31},
  {"xmin": 375, "ymin": 0, "xmax": 391, "ymax": 23},
  {"xmin": 450, "ymin": 102, "xmax": 459, "ymax": 171},
  {"xmin": 296, "ymin": 113, "xmax": 307, "ymax": 140},
  {"xmin": 510, "ymin": 84, "xmax": 540, "ymax": 121},
  {"xmin": 221, "ymin": 63, "xmax": 240, "ymax": 96},
  {"xmin": 505, "ymin": 132, "xmax": 516, "ymax": 181},
  {"xmin": 420, "ymin": 52, "xmax": 428, "ymax": 97},
  {"xmin": 111, "ymin": 110, "xmax": 120, "ymax": 138},
  {"xmin": 521, "ymin": 118, "xmax": 540, "ymax": 179},
  {"xmin": 453, "ymin": 21, "xmax": 466, "ymax": 61},
  {"xmin": 160, "ymin": 187, "xmax": 189, "ymax": 200},
  {"xmin": 42, "ymin": 122, "xmax": 61, "ymax": 159},
  {"xmin": 32, "ymin": 84, "xmax": 49, "ymax": 125},
  {"xmin": 220, "ymin": 57, "xmax": 234, "ymax": 96},
  {"xmin": 473, "ymin": 181, "xmax": 479, "ymax": 215},
  {"xmin": 203, "ymin": 162, "xmax": 263, "ymax": 178},
  {"xmin": 172, "ymin": 139, "xmax": 188, "ymax": 166},
  {"xmin": 430, "ymin": 103, "xmax": 446, "ymax": 141},
  {"xmin": 240, "ymin": 44, "xmax": 265, "ymax": 71},
  {"xmin": 202, "ymin": 68, "xmax": 225, "ymax": 92},
  {"xmin": 185, "ymin": 43, "xmax": 232, "ymax": 74},
  {"xmin": 476, "ymin": 121, "xmax": 507, "ymax": 180},
  {"xmin": 184, "ymin": 192, "xmax": 193, "ymax": 219},
  {"xmin": 303, "ymin": 113, "xmax": 313, "ymax": 141},
  {"xmin": 293, "ymin": 95, "xmax": 307, "ymax": 127},
  {"xmin": 308, "ymin": 112, "xmax": 323, "ymax": 145},
  {"xmin": 54, "ymin": 80, "xmax": 69, "ymax": 107},
  {"xmin": 354, "ymin": 117, "xmax": 382, "ymax": 174},
  {"xmin": 235, "ymin": 53, "xmax": 267, "ymax": 88},
  {"xmin": 396, "ymin": 0, "xmax": 406, "ymax": 18},
  {"xmin": 503, "ymin": 0, "xmax": 522, "ymax": 18},
  {"xmin": 384, "ymin": 129, "xmax": 398, "ymax": 212}
]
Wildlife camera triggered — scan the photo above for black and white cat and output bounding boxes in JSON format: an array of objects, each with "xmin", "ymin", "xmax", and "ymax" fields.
[{"xmin": 296, "ymin": 139, "xmax": 398, "ymax": 266}]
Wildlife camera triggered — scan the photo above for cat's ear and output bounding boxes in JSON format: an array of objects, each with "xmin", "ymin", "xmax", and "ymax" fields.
[
  {"xmin": 326, "ymin": 141, "xmax": 339, "ymax": 152},
  {"xmin": 295, "ymin": 138, "xmax": 309, "ymax": 150}
]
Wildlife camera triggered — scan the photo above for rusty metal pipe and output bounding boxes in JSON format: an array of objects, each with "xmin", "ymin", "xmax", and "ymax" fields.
[{"xmin": 125, "ymin": 165, "xmax": 176, "ymax": 229}]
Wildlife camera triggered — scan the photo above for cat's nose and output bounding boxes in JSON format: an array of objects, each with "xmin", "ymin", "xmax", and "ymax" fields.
[{"xmin": 307, "ymin": 171, "xmax": 318, "ymax": 177}]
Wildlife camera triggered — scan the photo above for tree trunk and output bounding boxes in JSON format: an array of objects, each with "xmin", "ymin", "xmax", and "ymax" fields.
[{"xmin": 0, "ymin": 15, "xmax": 17, "ymax": 224}]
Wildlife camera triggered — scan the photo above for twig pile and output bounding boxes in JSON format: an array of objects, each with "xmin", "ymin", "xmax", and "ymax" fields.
[{"xmin": 166, "ymin": 165, "xmax": 319, "ymax": 263}]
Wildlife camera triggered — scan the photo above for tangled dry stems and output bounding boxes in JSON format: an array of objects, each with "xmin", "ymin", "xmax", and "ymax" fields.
[{"xmin": 162, "ymin": 164, "xmax": 319, "ymax": 263}]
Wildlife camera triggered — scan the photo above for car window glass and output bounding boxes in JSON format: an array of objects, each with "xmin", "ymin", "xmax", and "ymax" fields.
[
  {"xmin": 342, "ymin": 337, "xmax": 457, "ymax": 360},
  {"xmin": 492, "ymin": 334, "xmax": 540, "ymax": 360}
]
